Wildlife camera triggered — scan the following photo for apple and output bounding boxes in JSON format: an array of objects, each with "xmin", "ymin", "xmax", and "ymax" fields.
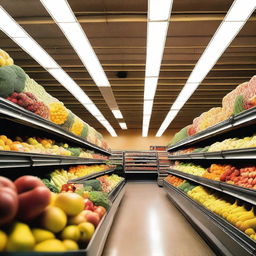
[
  {"xmin": 84, "ymin": 199, "xmax": 94, "ymax": 211},
  {"xmin": 14, "ymin": 176, "xmax": 51, "ymax": 221},
  {"xmin": 83, "ymin": 210, "xmax": 100, "ymax": 227},
  {"xmin": 78, "ymin": 222, "xmax": 95, "ymax": 242},
  {"xmin": 68, "ymin": 211, "xmax": 87, "ymax": 225},
  {"xmin": 0, "ymin": 178, "xmax": 18, "ymax": 226},
  {"xmin": 94, "ymin": 206, "xmax": 106, "ymax": 219}
]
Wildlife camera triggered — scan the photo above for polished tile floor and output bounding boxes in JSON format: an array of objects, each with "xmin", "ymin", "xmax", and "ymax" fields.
[{"xmin": 102, "ymin": 182, "xmax": 215, "ymax": 256}]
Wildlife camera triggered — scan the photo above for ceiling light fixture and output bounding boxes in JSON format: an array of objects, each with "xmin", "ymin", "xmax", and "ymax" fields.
[
  {"xmin": 142, "ymin": 0, "xmax": 173, "ymax": 137},
  {"xmin": 119, "ymin": 122, "xmax": 127, "ymax": 130},
  {"xmin": 112, "ymin": 110, "xmax": 123, "ymax": 119},
  {"xmin": 156, "ymin": 0, "xmax": 256, "ymax": 137},
  {"xmin": 0, "ymin": 6, "xmax": 118, "ymax": 136},
  {"xmin": 41, "ymin": 0, "xmax": 124, "ymax": 126}
]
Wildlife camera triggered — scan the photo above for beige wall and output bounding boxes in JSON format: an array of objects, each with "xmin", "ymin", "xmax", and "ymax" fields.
[{"xmin": 99, "ymin": 129, "xmax": 177, "ymax": 151}]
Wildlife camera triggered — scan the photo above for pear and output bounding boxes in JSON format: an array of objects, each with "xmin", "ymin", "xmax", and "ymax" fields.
[
  {"xmin": 32, "ymin": 228, "xmax": 55, "ymax": 243},
  {"xmin": 7, "ymin": 222, "xmax": 35, "ymax": 251},
  {"xmin": 34, "ymin": 239, "xmax": 66, "ymax": 252}
]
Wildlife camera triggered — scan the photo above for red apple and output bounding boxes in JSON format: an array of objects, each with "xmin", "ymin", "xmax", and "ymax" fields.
[
  {"xmin": 83, "ymin": 210, "xmax": 100, "ymax": 227},
  {"xmin": 94, "ymin": 206, "xmax": 106, "ymax": 219},
  {"xmin": 0, "ymin": 178, "xmax": 18, "ymax": 226},
  {"xmin": 14, "ymin": 176, "xmax": 51, "ymax": 221},
  {"xmin": 84, "ymin": 199, "xmax": 94, "ymax": 211}
]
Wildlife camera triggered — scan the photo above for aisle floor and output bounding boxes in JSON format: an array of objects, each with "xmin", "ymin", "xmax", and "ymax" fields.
[{"xmin": 102, "ymin": 182, "xmax": 215, "ymax": 256}]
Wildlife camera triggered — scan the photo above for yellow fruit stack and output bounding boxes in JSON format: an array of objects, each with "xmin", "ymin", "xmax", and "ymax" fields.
[
  {"xmin": 188, "ymin": 186, "xmax": 256, "ymax": 240},
  {"xmin": 0, "ymin": 49, "xmax": 14, "ymax": 67},
  {"xmin": 49, "ymin": 102, "xmax": 69, "ymax": 125}
]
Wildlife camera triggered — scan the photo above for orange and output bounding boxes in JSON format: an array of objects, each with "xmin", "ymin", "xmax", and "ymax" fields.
[
  {"xmin": 0, "ymin": 135, "xmax": 8, "ymax": 142},
  {"xmin": 3, "ymin": 145, "xmax": 10, "ymax": 151},
  {"xmin": 5, "ymin": 139, "xmax": 13, "ymax": 146},
  {"xmin": 0, "ymin": 140, "xmax": 5, "ymax": 146}
]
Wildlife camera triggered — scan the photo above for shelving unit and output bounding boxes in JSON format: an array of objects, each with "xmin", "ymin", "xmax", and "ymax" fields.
[
  {"xmin": 157, "ymin": 151, "xmax": 170, "ymax": 186},
  {"xmin": 169, "ymin": 148, "xmax": 256, "ymax": 160},
  {"xmin": 0, "ymin": 97, "xmax": 126, "ymax": 256},
  {"xmin": 0, "ymin": 98, "xmax": 111, "ymax": 156},
  {"xmin": 164, "ymin": 180, "xmax": 256, "ymax": 256},
  {"xmin": 167, "ymin": 108, "xmax": 256, "ymax": 152},
  {"xmin": 124, "ymin": 151, "xmax": 158, "ymax": 173},
  {"xmin": 168, "ymin": 169, "xmax": 256, "ymax": 205},
  {"xmin": 68, "ymin": 168, "xmax": 116, "ymax": 183},
  {"xmin": 165, "ymin": 107, "xmax": 256, "ymax": 254},
  {"xmin": 0, "ymin": 150, "xmax": 107, "ymax": 168},
  {"xmin": 109, "ymin": 150, "xmax": 124, "ymax": 166}
]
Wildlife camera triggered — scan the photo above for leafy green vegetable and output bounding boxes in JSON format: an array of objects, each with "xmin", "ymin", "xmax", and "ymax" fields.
[
  {"xmin": 68, "ymin": 147, "xmax": 81, "ymax": 156},
  {"xmin": 9, "ymin": 65, "xmax": 26, "ymax": 92},
  {"xmin": 0, "ymin": 66, "xmax": 15, "ymax": 97},
  {"xmin": 83, "ymin": 185, "xmax": 93, "ymax": 192},
  {"xmin": 42, "ymin": 178, "xmax": 59, "ymax": 193},
  {"xmin": 89, "ymin": 191, "xmax": 110, "ymax": 210},
  {"xmin": 83, "ymin": 179, "xmax": 102, "ymax": 191}
]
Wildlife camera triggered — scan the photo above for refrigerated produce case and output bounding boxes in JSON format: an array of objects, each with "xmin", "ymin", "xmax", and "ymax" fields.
[
  {"xmin": 0, "ymin": 96, "xmax": 126, "ymax": 256},
  {"xmin": 164, "ymin": 107, "xmax": 256, "ymax": 254}
]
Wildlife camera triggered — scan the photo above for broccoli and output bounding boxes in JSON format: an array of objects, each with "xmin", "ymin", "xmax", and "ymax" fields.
[
  {"xmin": 0, "ymin": 66, "xmax": 15, "ymax": 97},
  {"xmin": 83, "ymin": 185, "xmax": 93, "ymax": 192},
  {"xmin": 9, "ymin": 65, "xmax": 26, "ymax": 92},
  {"xmin": 89, "ymin": 191, "xmax": 110, "ymax": 210},
  {"xmin": 83, "ymin": 179, "xmax": 102, "ymax": 191},
  {"xmin": 42, "ymin": 178, "xmax": 59, "ymax": 193}
]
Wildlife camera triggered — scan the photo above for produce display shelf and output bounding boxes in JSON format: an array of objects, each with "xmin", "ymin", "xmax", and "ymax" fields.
[
  {"xmin": 167, "ymin": 108, "xmax": 256, "ymax": 152},
  {"xmin": 108, "ymin": 179, "xmax": 126, "ymax": 202},
  {"xmin": 1, "ymin": 182, "xmax": 125, "ymax": 256},
  {"xmin": 169, "ymin": 148, "xmax": 256, "ymax": 160},
  {"xmin": 0, "ymin": 98, "xmax": 110, "ymax": 156},
  {"xmin": 125, "ymin": 157, "xmax": 157, "ymax": 160},
  {"xmin": 163, "ymin": 181, "xmax": 256, "ymax": 256},
  {"xmin": 0, "ymin": 150, "xmax": 107, "ymax": 168},
  {"xmin": 125, "ymin": 163, "xmax": 157, "ymax": 167},
  {"xmin": 168, "ymin": 169, "xmax": 256, "ymax": 206},
  {"xmin": 68, "ymin": 168, "xmax": 116, "ymax": 183},
  {"xmin": 125, "ymin": 170, "xmax": 158, "ymax": 174},
  {"xmin": 125, "ymin": 160, "xmax": 157, "ymax": 163}
]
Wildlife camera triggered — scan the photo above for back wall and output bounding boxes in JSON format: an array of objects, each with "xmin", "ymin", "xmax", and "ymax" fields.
[{"xmin": 98, "ymin": 129, "xmax": 177, "ymax": 151}]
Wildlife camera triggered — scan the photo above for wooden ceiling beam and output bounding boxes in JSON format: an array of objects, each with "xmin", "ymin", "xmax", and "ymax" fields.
[{"xmin": 16, "ymin": 13, "xmax": 256, "ymax": 24}]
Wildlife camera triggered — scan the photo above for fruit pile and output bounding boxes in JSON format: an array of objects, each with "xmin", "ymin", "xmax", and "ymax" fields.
[
  {"xmin": 96, "ymin": 174, "xmax": 124, "ymax": 193},
  {"xmin": 0, "ymin": 134, "xmax": 107, "ymax": 160},
  {"xmin": 168, "ymin": 75, "xmax": 256, "ymax": 146},
  {"xmin": 202, "ymin": 164, "xmax": 231, "ymax": 181},
  {"xmin": 170, "ymin": 161, "xmax": 206, "ymax": 176},
  {"xmin": 187, "ymin": 186, "xmax": 256, "ymax": 240},
  {"xmin": 47, "ymin": 165, "xmax": 110, "ymax": 192},
  {"xmin": 165, "ymin": 175, "xmax": 197, "ymax": 193},
  {"xmin": 220, "ymin": 166, "xmax": 256, "ymax": 189},
  {"xmin": 7, "ymin": 92, "xmax": 49, "ymax": 119},
  {"xmin": 171, "ymin": 161, "xmax": 256, "ymax": 190},
  {"xmin": 0, "ymin": 175, "xmax": 107, "ymax": 252},
  {"xmin": 0, "ymin": 48, "xmax": 109, "ymax": 150},
  {"xmin": 0, "ymin": 49, "xmax": 14, "ymax": 66},
  {"xmin": 165, "ymin": 175, "xmax": 184, "ymax": 187}
]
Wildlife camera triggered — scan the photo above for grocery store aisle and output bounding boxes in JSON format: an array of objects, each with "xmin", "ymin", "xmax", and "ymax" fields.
[{"xmin": 102, "ymin": 182, "xmax": 215, "ymax": 256}]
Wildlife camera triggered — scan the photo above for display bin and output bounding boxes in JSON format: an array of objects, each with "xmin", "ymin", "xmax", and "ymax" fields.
[
  {"xmin": 0, "ymin": 182, "xmax": 126, "ymax": 256},
  {"xmin": 163, "ymin": 181, "xmax": 256, "ymax": 256}
]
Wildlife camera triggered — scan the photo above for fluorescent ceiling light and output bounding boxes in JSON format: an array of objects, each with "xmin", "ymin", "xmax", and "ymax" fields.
[
  {"xmin": 187, "ymin": 21, "xmax": 244, "ymax": 84},
  {"xmin": 143, "ymin": 100, "xmax": 154, "ymax": 115},
  {"xmin": 95, "ymin": 115, "xmax": 106, "ymax": 122},
  {"xmin": 0, "ymin": 8, "xmax": 27, "ymax": 37},
  {"xmin": 142, "ymin": 126, "xmax": 149, "ymax": 137},
  {"xmin": 40, "ymin": 0, "xmax": 76, "ymax": 22},
  {"xmin": 148, "ymin": 0, "xmax": 173, "ymax": 21},
  {"xmin": 156, "ymin": 110, "xmax": 178, "ymax": 137},
  {"xmin": 13, "ymin": 38, "xmax": 59, "ymax": 69},
  {"xmin": 171, "ymin": 100, "xmax": 186, "ymax": 110},
  {"xmin": 119, "ymin": 122, "xmax": 127, "ymax": 130},
  {"xmin": 156, "ymin": 0, "xmax": 256, "ymax": 137},
  {"xmin": 112, "ymin": 110, "xmax": 123, "ymax": 119},
  {"xmin": 225, "ymin": 0, "xmax": 256, "ymax": 22},
  {"xmin": 58, "ymin": 22, "xmax": 110, "ymax": 87},
  {"xmin": 145, "ymin": 22, "xmax": 169, "ymax": 77},
  {"xmin": 83, "ymin": 104, "xmax": 102, "ymax": 116},
  {"xmin": 0, "ymin": 6, "xmax": 118, "ymax": 136},
  {"xmin": 144, "ymin": 77, "xmax": 158, "ymax": 100}
]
